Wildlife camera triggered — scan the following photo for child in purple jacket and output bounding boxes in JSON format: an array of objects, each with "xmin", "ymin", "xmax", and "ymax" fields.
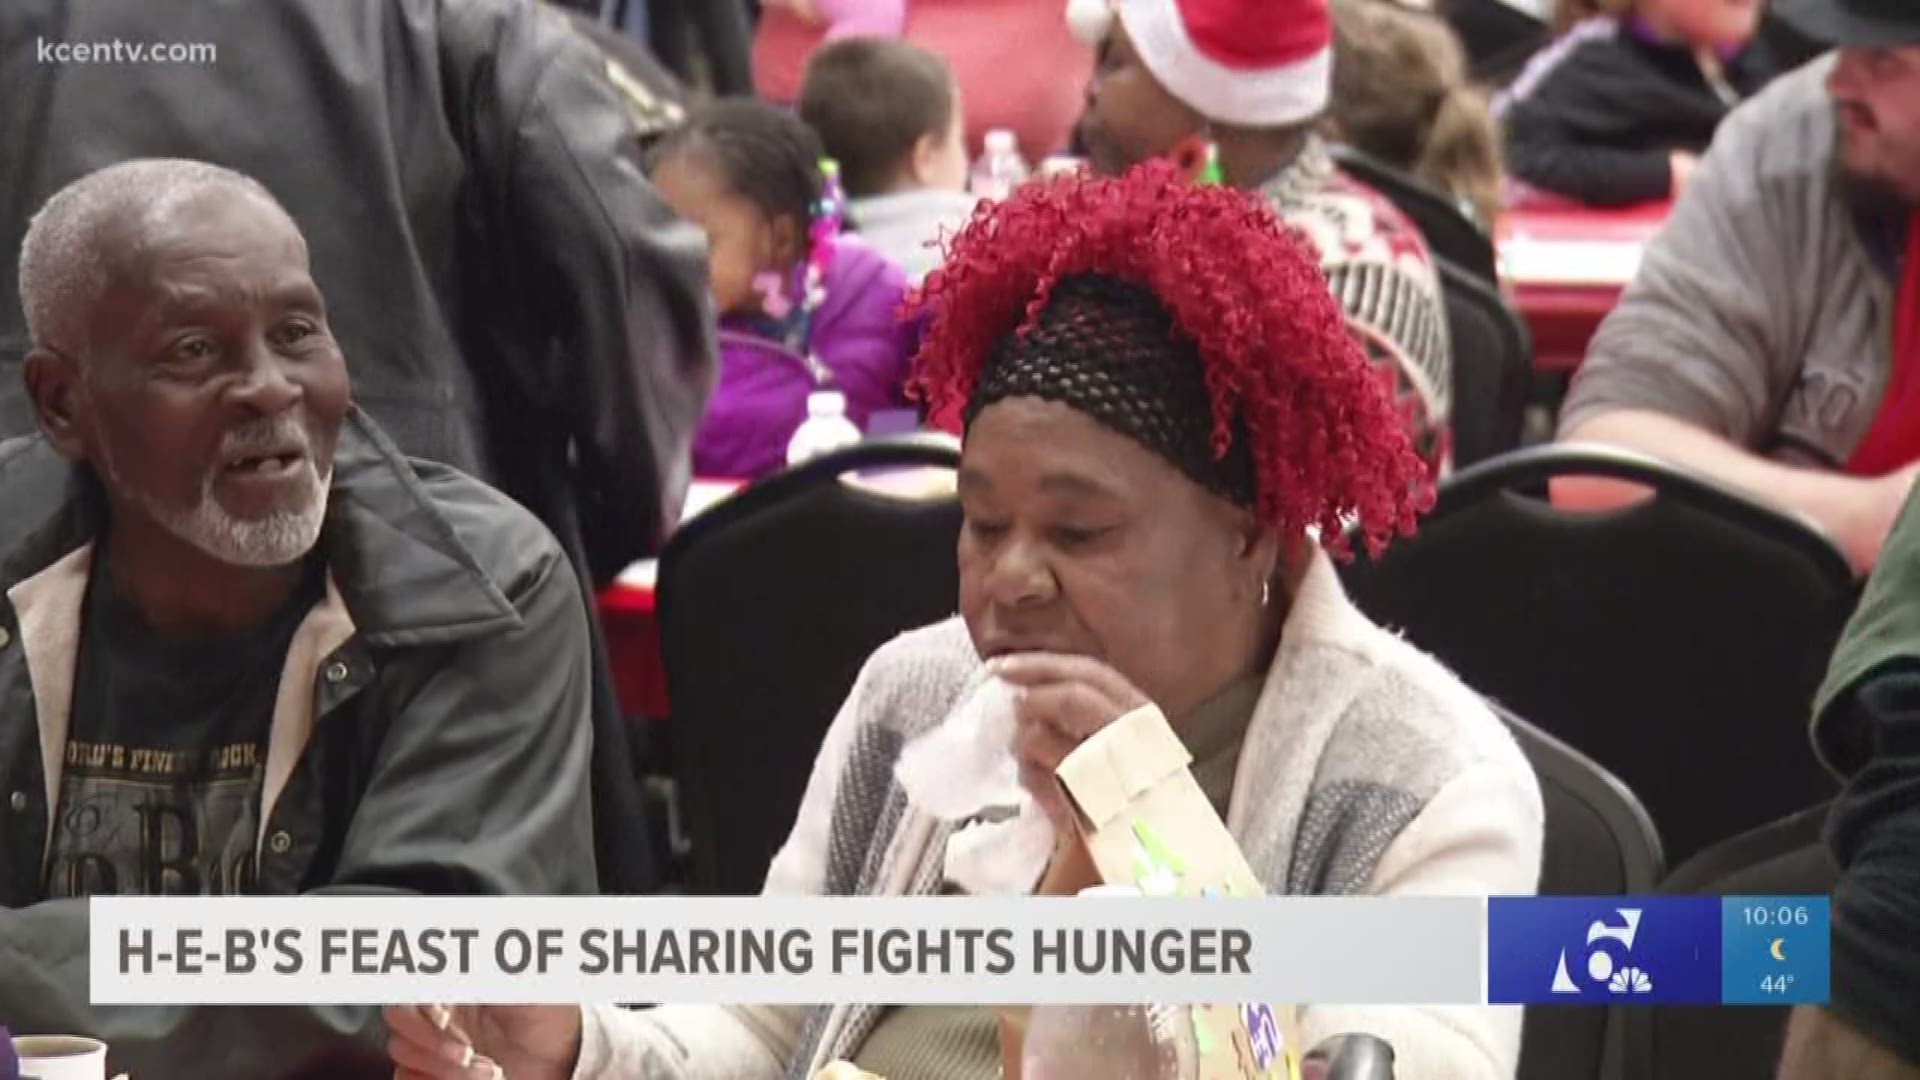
[{"xmin": 650, "ymin": 98, "xmax": 917, "ymax": 479}]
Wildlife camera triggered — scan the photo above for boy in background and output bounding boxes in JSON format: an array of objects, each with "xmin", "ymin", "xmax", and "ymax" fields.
[{"xmin": 800, "ymin": 37, "xmax": 976, "ymax": 283}]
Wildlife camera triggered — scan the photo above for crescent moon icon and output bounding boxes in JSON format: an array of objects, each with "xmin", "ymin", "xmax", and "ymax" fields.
[{"xmin": 1770, "ymin": 938, "xmax": 1788, "ymax": 962}]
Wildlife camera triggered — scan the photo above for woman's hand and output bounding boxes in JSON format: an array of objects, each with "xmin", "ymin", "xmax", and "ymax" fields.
[
  {"xmin": 991, "ymin": 653, "xmax": 1151, "ymax": 837},
  {"xmin": 385, "ymin": 1004, "xmax": 582, "ymax": 1080}
]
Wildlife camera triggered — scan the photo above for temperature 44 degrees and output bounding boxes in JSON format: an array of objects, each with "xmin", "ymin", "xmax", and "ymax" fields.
[{"xmin": 1761, "ymin": 975, "xmax": 1797, "ymax": 995}]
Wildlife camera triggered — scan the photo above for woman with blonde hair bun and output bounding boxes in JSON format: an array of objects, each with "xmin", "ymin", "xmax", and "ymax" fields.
[{"xmin": 1326, "ymin": 0, "xmax": 1505, "ymax": 228}]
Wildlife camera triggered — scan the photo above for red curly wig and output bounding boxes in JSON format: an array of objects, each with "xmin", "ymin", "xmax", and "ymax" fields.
[{"xmin": 909, "ymin": 162, "xmax": 1434, "ymax": 558}]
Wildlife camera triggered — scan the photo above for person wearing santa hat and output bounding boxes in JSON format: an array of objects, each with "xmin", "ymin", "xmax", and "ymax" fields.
[{"xmin": 1071, "ymin": 0, "xmax": 1456, "ymax": 477}]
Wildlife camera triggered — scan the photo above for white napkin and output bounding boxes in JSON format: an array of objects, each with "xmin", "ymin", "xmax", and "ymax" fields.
[
  {"xmin": 894, "ymin": 676, "xmax": 1057, "ymax": 895},
  {"xmin": 896, "ymin": 677, "xmax": 1023, "ymax": 817}
]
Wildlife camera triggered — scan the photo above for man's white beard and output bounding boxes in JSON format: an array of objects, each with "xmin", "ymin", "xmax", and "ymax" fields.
[
  {"xmin": 101, "ymin": 419, "xmax": 332, "ymax": 568},
  {"xmin": 148, "ymin": 463, "xmax": 331, "ymax": 567}
]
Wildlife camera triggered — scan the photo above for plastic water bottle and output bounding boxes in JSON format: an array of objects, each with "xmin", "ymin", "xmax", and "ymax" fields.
[
  {"xmin": 786, "ymin": 389, "xmax": 863, "ymax": 466},
  {"xmin": 1020, "ymin": 1002, "xmax": 1197, "ymax": 1080},
  {"xmin": 969, "ymin": 129, "xmax": 1031, "ymax": 202},
  {"xmin": 1019, "ymin": 885, "xmax": 1197, "ymax": 1080}
]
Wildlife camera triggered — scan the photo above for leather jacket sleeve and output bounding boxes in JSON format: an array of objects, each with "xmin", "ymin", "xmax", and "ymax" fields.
[
  {"xmin": 323, "ymin": 547, "xmax": 598, "ymax": 897},
  {"xmin": 443, "ymin": 0, "xmax": 717, "ymax": 579}
]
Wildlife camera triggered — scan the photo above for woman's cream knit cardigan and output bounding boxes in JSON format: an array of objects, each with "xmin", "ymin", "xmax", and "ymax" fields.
[{"xmin": 575, "ymin": 550, "xmax": 1544, "ymax": 1080}]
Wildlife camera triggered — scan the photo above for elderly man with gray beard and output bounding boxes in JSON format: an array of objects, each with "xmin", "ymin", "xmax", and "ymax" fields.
[{"xmin": 0, "ymin": 159, "xmax": 595, "ymax": 1078}]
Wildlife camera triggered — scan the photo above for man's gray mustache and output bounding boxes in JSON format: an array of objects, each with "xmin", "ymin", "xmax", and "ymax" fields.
[{"xmin": 217, "ymin": 419, "xmax": 313, "ymax": 459}]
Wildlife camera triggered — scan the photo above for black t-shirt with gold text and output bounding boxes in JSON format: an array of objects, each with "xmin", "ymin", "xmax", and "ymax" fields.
[{"xmin": 43, "ymin": 556, "xmax": 323, "ymax": 898}]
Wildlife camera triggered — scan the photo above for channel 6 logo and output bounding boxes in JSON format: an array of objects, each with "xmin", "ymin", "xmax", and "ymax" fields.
[{"xmin": 1487, "ymin": 897, "xmax": 1722, "ymax": 1005}]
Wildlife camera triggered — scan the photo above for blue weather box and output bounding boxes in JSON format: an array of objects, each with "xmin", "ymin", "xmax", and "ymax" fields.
[
  {"xmin": 1487, "ymin": 897, "xmax": 1722, "ymax": 1005},
  {"xmin": 1720, "ymin": 896, "xmax": 1829, "ymax": 1006}
]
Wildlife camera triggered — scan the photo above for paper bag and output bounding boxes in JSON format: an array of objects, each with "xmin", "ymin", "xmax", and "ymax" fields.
[{"xmin": 1054, "ymin": 705, "xmax": 1302, "ymax": 1080}]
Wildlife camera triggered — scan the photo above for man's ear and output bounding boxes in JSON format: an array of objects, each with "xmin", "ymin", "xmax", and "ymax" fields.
[
  {"xmin": 1237, "ymin": 511, "xmax": 1285, "ymax": 592},
  {"xmin": 23, "ymin": 347, "xmax": 89, "ymax": 460},
  {"xmin": 769, "ymin": 214, "xmax": 805, "ymax": 270},
  {"xmin": 908, "ymin": 132, "xmax": 942, "ymax": 187}
]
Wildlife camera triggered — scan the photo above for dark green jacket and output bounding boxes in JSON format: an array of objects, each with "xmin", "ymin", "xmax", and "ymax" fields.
[{"xmin": 1810, "ymin": 485, "xmax": 1920, "ymax": 1067}]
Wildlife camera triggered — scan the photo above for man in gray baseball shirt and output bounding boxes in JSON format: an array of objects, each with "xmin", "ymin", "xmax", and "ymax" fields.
[{"xmin": 1556, "ymin": 0, "xmax": 1920, "ymax": 576}]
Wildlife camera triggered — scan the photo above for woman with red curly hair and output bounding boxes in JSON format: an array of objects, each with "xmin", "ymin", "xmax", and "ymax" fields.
[{"xmin": 384, "ymin": 167, "xmax": 1542, "ymax": 1080}]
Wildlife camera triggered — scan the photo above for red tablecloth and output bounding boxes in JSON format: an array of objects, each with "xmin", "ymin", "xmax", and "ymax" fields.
[
  {"xmin": 596, "ymin": 480, "xmax": 743, "ymax": 719},
  {"xmin": 600, "ymin": 574, "xmax": 667, "ymax": 719},
  {"xmin": 1497, "ymin": 199, "xmax": 1672, "ymax": 374}
]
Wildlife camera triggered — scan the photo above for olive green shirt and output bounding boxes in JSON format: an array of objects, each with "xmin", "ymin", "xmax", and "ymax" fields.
[{"xmin": 1813, "ymin": 486, "xmax": 1920, "ymax": 777}]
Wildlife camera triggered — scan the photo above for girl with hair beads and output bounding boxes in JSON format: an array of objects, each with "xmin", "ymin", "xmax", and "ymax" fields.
[
  {"xmin": 1499, "ymin": 0, "xmax": 1774, "ymax": 206},
  {"xmin": 649, "ymin": 99, "xmax": 917, "ymax": 478}
]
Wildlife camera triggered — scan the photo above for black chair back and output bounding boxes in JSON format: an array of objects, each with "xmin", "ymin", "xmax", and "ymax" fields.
[
  {"xmin": 658, "ymin": 437, "xmax": 963, "ymax": 894},
  {"xmin": 1500, "ymin": 703, "xmax": 1665, "ymax": 896},
  {"xmin": 1439, "ymin": 260, "xmax": 1531, "ymax": 468},
  {"xmin": 1344, "ymin": 445, "xmax": 1852, "ymax": 865},
  {"xmin": 1497, "ymin": 703, "xmax": 1663, "ymax": 1080},
  {"xmin": 1629, "ymin": 803, "xmax": 1837, "ymax": 1080},
  {"xmin": 1330, "ymin": 144, "xmax": 1499, "ymax": 285}
]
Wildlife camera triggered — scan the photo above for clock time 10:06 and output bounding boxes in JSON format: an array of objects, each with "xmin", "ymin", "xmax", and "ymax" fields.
[{"xmin": 1744, "ymin": 905, "xmax": 1812, "ymax": 927}]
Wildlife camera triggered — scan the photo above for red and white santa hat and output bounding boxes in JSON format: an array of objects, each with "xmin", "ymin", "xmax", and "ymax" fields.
[{"xmin": 1066, "ymin": 0, "xmax": 1333, "ymax": 127}]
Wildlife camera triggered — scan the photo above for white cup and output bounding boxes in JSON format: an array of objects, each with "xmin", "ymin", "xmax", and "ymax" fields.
[{"xmin": 12, "ymin": 1035, "xmax": 108, "ymax": 1080}]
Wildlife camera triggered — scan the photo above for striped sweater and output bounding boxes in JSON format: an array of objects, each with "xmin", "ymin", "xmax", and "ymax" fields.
[
  {"xmin": 1269, "ymin": 136, "xmax": 1455, "ymax": 473},
  {"xmin": 572, "ymin": 549, "xmax": 1544, "ymax": 1079}
]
